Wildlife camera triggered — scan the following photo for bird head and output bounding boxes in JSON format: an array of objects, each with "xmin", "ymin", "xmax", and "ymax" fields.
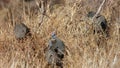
[
  {"xmin": 51, "ymin": 31, "xmax": 56, "ymax": 38},
  {"xmin": 87, "ymin": 11, "xmax": 96, "ymax": 18}
]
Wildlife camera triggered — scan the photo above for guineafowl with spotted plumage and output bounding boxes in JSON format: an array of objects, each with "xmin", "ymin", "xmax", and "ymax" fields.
[
  {"xmin": 49, "ymin": 32, "xmax": 65, "ymax": 54},
  {"xmin": 45, "ymin": 32, "xmax": 65, "ymax": 67},
  {"xmin": 14, "ymin": 23, "xmax": 30, "ymax": 40},
  {"xmin": 87, "ymin": 11, "xmax": 108, "ymax": 37}
]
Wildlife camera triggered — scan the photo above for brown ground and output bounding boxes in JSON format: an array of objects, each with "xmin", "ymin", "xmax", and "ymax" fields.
[{"xmin": 0, "ymin": 0, "xmax": 120, "ymax": 68}]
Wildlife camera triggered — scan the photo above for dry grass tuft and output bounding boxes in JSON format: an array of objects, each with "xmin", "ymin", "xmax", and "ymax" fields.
[{"xmin": 0, "ymin": 0, "xmax": 119, "ymax": 68}]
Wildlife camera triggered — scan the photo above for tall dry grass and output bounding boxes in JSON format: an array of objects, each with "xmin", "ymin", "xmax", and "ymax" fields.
[{"xmin": 0, "ymin": 0, "xmax": 119, "ymax": 68}]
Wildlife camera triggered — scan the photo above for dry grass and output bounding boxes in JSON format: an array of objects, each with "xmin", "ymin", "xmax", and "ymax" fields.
[{"xmin": 0, "ymin": 0, "xmax": 120, "ymax": 68}]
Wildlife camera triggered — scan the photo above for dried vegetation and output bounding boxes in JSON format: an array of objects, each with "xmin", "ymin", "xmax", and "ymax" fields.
[{"xmin": 0, "ymin": 0, "xmax": 120, "ymax": 68}]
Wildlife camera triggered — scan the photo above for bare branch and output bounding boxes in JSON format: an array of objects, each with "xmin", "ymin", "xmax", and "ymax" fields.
[
  {"xmin": 35, "ymin": 0, "xmax": 45, "ymax": 26},
  {"xmin": 92, "ymin": 0, "xmax": 106, "ymax": 21}
]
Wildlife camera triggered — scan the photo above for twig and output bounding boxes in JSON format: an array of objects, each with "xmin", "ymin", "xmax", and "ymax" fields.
[
  {"xmin": 9, "ymin": 8, "xmax": 14, "ymax": 26},
  {"xmin": 35, "ymin": 0, "xmax": 45, "ymax": 26},
  {"xmin": 35, "ymin": 0, "xmax": 56, "ymax": 28},
  {"xmin": 92, "ymin": 0, "xmax": 106, "ymax": 21}
]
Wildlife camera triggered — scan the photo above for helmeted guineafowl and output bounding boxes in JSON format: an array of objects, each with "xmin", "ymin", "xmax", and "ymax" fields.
[
  {"xmin": 14, "ymin": 23, "xmax": 30, "ymax": 39},
  {"xmin": 49, "ymin": 32, "xmax": 65, "ymax": 54},
  {"xmin": 45, "ymin": 32, "xmax": 65, "ymax": 67},
  {"xmin": 87, "ymin": 11, "xmax": 108, "ymax": 36}
]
